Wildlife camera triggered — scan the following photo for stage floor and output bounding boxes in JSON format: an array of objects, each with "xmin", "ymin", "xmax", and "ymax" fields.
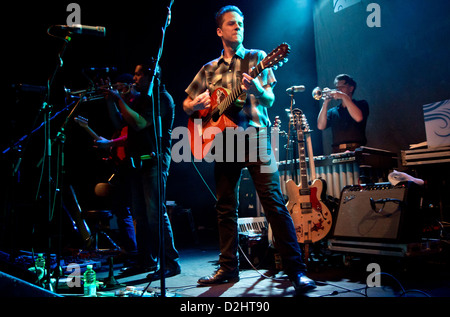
[
  {"xmin": 53, "ymin": 239, "xmax": 450, "ymax": 299},
  {"xmin": 2, "ymin": 235, "xmax": 450, "ymax": 307}
]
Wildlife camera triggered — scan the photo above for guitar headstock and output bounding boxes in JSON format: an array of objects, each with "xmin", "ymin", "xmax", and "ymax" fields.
[
  {"xmin": 301, "ymin": 113, "xmax": 311, "ymax": 133},
  {"xmin": 274, "ymin": 116, "xmax": 281, "ymax": 128},
  {"xmin": 271, "ymin": 115, "xmax": 281, "ymax": 133},
  {"xmin": 291, "ymin": 108, "xmax": 311, "ymax": 134},
  {"xmin": 261, "ymin": 43, "xmax": 290, "ymax": 71},
  {"xmin": 74, "ymin": 116, "xmax": 89, "ymax": 127},
  {"xmin": 291, "ymin": 108, "xmax": 303, "ymax": 129}
]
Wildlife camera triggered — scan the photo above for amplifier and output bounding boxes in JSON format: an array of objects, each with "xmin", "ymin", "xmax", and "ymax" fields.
[
  {"xmin": 332, "ymin": 182, "xmax": 422, "ymax": 242},
  {"xmin": 238, "ymin": 217, "xmax": 271, "ymax": 269}
]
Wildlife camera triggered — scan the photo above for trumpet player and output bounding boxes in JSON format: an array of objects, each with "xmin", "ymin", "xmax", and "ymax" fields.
[{"xmin": 316, "ymin": 74, "xmax": 369, "ymax": 153}]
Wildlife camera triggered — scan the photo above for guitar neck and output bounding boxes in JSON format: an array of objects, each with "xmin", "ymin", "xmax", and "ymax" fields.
[
  {"xmin": 305, "ymin": 132, "xmax": 316, "ymax": 180},
  {"xmin": 296, "ymin": 131, "xmax": 309, "ymax": 189},
  {"xmin": 82, "ymin": 126, "xmax": 101, "ymax": 141},
  {"xmin": 217, "ymin": 62, "xmax": 262, "ymax": 116}
]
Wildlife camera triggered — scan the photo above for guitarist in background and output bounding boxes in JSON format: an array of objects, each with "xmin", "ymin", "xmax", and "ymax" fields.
[
  {"xmin": 183, "ymin": 5, "xmax": 315, "ymax": 294},
  {"xmin": 94, "ymin": 73, "xmax": 136, "ymax": 158},
  {"xmin": 94, "ymin": 74, "xmax": 137, "ymax": 258},
  {"xmin": 75, "ymin": 74, "xmax": 138, "ymax": 260}
]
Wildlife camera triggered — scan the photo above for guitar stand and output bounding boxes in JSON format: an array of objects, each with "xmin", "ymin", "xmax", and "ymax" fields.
[
  {"xmin": 303, "ymin": 243, "xmax": 311, "ymax": 264},
  {"xmin": 301, "ymin": 240, "xmax": 332, "ymax": 268}
]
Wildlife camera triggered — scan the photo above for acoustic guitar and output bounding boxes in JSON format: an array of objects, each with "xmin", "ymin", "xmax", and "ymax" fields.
[{"xmin": 187, "ymin": 43, "xmax": 290, "ymax": 160}]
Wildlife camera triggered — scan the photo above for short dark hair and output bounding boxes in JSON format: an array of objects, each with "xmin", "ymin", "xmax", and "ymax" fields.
[
  {"xmin": 334, "ymin": 74, "xmax": 357, "ymax": 92},
  {"xmin": 215, "ymin": 5, "xmax": 244, "ymax": 28}
]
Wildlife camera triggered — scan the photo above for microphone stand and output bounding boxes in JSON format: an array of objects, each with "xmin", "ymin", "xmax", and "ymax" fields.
[
  {"xmin": 2, "ymin": 98, "xmax": 71, "ymax": 269},
  {"xmin": 51, "ymin": 96, "xmax": 85, "ymax": 291},
  {"xmin": 144, "ymin": 0, "xmax": 174, "ymax": 298},
  {"xmin": 286, "ymin": 92, "xmax": 298, "ymax": 184},
  {"xmin": 37, "ymin": 32, "xmax": 72, "ymax": 291}
]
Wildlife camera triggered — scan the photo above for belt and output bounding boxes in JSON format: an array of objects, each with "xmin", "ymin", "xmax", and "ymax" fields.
[
  {"xmin": 130, "ymin": 154, "xmax": 155, "ymax": 168},
  {"xmin": 140, "ymin": 154, "xmax": 154, "ymax": 160}
]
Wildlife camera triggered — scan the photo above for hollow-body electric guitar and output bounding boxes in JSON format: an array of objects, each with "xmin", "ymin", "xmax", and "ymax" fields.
[{"xmin": 285, "ymin": 109, "xmax": 332, "ymax": 243}]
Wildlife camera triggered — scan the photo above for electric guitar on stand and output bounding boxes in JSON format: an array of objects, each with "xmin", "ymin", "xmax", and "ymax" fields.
[
  {"xmin": 285, "ymin": 109, "xmax": 332, "ymax": 244},
  {"xmin": 187, "ymin": 43, "xmax": 290, "ymax": 160}
]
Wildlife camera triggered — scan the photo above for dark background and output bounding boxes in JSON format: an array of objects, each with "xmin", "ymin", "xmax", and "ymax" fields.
[{"xmin": 1, "ymin": 0, "xmax": 449, "ymax": 252}]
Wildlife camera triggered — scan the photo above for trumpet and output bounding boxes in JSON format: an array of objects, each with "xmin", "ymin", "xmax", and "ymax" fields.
[
  {"xmin": 312, "ymin": 86, "xmax": 337, "ymax": 100},
  {"xmin": 65, "ymin": 83, "xmax": 135, "ymax": 101}
]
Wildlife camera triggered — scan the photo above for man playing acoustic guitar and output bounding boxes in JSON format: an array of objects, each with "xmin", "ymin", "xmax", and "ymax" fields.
[{"xmin": 183, "ymin": 5, "xmax": 315, "ymax": 295}]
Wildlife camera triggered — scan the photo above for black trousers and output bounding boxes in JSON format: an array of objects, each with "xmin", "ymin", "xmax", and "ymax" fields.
[
  {"xmin": 214, "ymin": 128, "xmax": 306, "ymax": 277},
  {"xmin": 129, "ymin": 160, "xmax": 179, "ymax": 268}
]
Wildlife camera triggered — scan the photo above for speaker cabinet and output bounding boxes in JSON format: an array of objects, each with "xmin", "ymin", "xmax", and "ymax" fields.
[
  {"xmin": 0, "ymin": 271, "xmax": 61, "ymax": 297},
  {"xmin": 332, "ymin": 182, "xmax": 422, "ymax": 242}
]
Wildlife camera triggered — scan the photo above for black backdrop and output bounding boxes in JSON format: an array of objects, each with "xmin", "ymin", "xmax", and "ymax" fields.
[{"xmin": 1, "ymin": 0, "xmax": 449, "ymax": 251}]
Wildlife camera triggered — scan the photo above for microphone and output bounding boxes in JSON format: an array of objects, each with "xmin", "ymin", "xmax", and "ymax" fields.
[
  {"xmin": 54, "ymin": 24, "xmax": 106, "ymax": 37},
  {"xmin": 286, "ymin": 85, "xmax": 305, "ymax": 94}
]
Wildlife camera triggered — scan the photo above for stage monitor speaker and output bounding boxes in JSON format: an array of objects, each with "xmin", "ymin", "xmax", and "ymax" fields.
[
  {"xmin": 0, "ymin": 271, "xmax": 61, "ymax": 297},
  {"xmin": 332, "ymin": 182, "xmax": 422, "ymax": 242}
]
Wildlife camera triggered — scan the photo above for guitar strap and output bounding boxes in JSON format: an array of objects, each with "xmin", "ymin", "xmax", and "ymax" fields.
[
  {"xmin": 234, "ymin": 49, "xmax": 259, "ymax": 127},
  {"xmin": 241, "ymin": 49, "xmax": 252, "ymax": 74},
  {"xmin": 240, "ymin": 49, "xmax": 256, "ymax": 81},
  {"xmin": 219, "ymin": 50, "xmax": 255, "ymax": 127}
]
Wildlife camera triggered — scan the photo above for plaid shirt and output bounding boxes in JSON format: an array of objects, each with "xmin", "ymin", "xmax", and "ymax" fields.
[{"xmin": 185, "ymin": 45, "xmax": 277, "ymax": 128}]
